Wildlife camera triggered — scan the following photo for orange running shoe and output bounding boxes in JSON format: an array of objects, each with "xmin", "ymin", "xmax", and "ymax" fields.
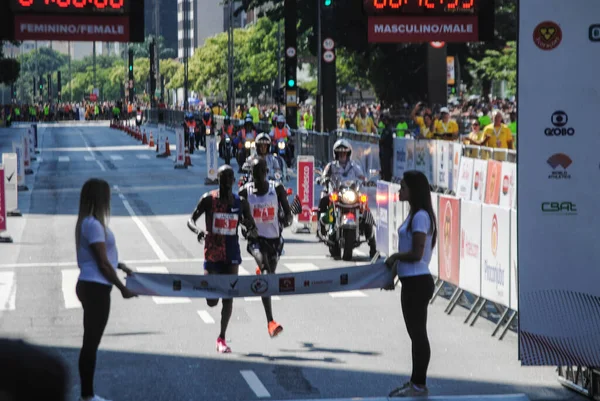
[
  {"xmin": 268, "ymin": 321, "xmax": 283, "ymax": 338},
  {"xmin": 256, "ymin": 266, "xmax": 261, "ymax": 275}
]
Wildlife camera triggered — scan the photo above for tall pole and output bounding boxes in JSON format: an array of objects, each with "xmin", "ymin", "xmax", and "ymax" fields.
[
  {"xmin": 227, "ymin": 0, "xmax": 235, "ymax": 115},
  {"xmin": 68, "ymin": 41, "xmax": 72, "ymax": 102},
  {"xmin": 317, "ymin": 0, "xmax": 323, "ymax": 132},
  {"xmin": 183, "ymin": 0, "xmax": 189, "ymax": 110},
  {"xmin": 155, "ymin": 0, "xmax": 162, "ymax": 103},
  {"xmin": 277, "ymin": 21, "xmax": 281, "ymax": 114},
  {"xmin": 35, "ymin": 41, "xmax": 39, "ymax": 103},
  {"xmin": 93, "ymin": 41, "xmax": 97, "ymax": 93}
]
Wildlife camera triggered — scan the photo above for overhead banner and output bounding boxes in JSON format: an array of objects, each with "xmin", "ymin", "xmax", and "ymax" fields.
[
  {"xmin": 206, "ymin": 135, "xmax": 218, "ymax": 181},
  {"xmin": 126, "ymin": 263, "xmax": 395, "ymax": 299},
  {"xmin": 1, "ymin": 154, "xmax": 18, "ymax": 213},
  {"xmin": 297, "ymin": 156, "xmax": 314, "ymax": 223},
  {"xmin": 518, "ymin": 0, "xmax": 600, "ymax": 366}
]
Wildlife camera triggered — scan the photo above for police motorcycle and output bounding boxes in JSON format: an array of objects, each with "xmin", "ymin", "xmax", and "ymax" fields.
[
  {"xmin": 238, "ymin": 133, "xmax": 287, "ymax": 188},
  {"xmin": 198, "ymin": 110, "xmax": 213, "ymax": 148},
  {"xmin": 135, "ymin": 108, "xmax": 143, "ymax": 126},
  {"xmin": 270, "ymin": 115, "xmax": 294, "ymax": 169},
  {"xmin": 183, "ymin": 113, "xmax": 197, "ymax": 153},
  {"xmin": 235, "ymin": 117, "xmax": 257, "ymax": 170}
]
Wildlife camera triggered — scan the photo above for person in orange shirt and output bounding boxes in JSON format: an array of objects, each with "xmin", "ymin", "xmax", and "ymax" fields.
[{"xmin": 482, "ymin": 110, "xmax": 514, "ymax": 150}]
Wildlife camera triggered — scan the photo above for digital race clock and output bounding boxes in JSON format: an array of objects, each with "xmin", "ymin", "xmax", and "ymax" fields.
[
  {"xmin": 10, "ymin": 0, "xmax": 130, "ymax": 14},
  {"xmin": 363, "ymin": 0, "xmax": 479, "ymax": 15}
]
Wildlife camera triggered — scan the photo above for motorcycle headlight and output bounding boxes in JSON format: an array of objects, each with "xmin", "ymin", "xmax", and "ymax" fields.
[
  {"xmin": 341, "ymin": 190, "xmax": 358, "ymax": 204},
  {"xmin": 277, "ymin": 141, "xmax": 286, "ymax": 150},
  {"xmin": 275, "ymin": 172, "xmax": 282, "ymax": 180},
  {"xmin": 250, "ymin": 142, "xmax": 256, "ymax": 148},
  {"xmin": 245, "ymin": 141, "xmax": 251, "ymax": 149},
  {"xmin": 225, "ymin": 137, "xmax": 231, "ymax": 142}
]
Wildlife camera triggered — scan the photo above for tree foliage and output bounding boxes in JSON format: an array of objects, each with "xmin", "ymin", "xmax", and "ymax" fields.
[
  {"xmin": 468, "ymin": 41, "xmax": 516, "ymax": 94},
  {"xmin": 128, "ymin": 35, "xmax": 177, "ymax": 59}
]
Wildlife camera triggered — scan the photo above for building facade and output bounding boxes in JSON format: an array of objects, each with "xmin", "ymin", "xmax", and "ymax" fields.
[
  {"xmin": 178, "ymin": 0, "xmax": 225, "ymax": 61},
  {"xmin": 145, "ymin": 0, "xmax": 178, "ymax": 52}
]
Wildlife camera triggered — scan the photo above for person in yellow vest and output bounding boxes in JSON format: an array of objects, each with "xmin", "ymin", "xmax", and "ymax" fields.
[
  {"xmin": 249, "ymin": 103, "xmax": 260, "ymax": 123},
  {"xmin": 395, "ymin": 116, "xmax": 408, "ymax": 138},
  {"xmin": 94, "ymin": 104, "xmax": 100, "ymax": 120},
  {"xmin": 462, "ymin": 119, "xmax": 487, "ymax": 158},
  {"xmin": 303, "ymin": 108, "xmax": 313, "ymax": 130},
  {"xmin": 354, "ymin": 106, "xmax": 376, "ymax": 134},
  {"xmin": 233, "ymin": 106, "xmax": 243, "ymax": 120},
  {"xmin": 432, "ymin": 107, "xmax": 459, "ymax": 140},
  {"xmin": 411, "ymin": 102, "xmax": 435, "ymax": 139},
  {"xmin": 483, "ymin": 110, "xmax": 514, "ymax": 156}
]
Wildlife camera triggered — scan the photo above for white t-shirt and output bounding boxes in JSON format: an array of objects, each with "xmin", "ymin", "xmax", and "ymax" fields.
[
  {"xmin": 396, "ymin": 210, "xmax": 434, "ymax": 278},
  {"xmin": 77, "ymin": 216, "xmax": 118, "ymax": 286}
]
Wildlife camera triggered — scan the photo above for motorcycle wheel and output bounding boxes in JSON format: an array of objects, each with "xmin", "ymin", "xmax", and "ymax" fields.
[
  {"xmin": 328, "ymin": 244, "xmax": 341, "ymax": 259},
  {"xmin": 342, "ymin": 229, "xmax": 355, "ymax": 261},
  {"xmin": 224, "ymin": 151, "xmax": 231, "ymax": 166}
]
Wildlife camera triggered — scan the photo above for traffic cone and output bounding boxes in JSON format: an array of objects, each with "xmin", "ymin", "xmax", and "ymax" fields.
[
  {"xmin": 149, "ymin": 133, "xmax": 154, "ymax": 148},
  {"xmin": 165, "ymin": 137, "xmax": 171, "ymax": 156},
  {"xmin": 184, "ymin": 146, "xmax": 192, "ymax": 167},
  {"xmin": 156, "ymin": 135, "xmax": 159, "ymax": 153},
  {"xmin": 142, "ymin": 130, "xmax": 148, "ymax": 144}
]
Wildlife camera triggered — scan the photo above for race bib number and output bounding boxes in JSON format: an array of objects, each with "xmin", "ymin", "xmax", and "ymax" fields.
[
  {"xmin": 213, "ymin": 213, "xmax": 239, "ymax": 235},
  {"xmin": 252, "ymin": 205, "xmax": 276, "ymax": 223}
]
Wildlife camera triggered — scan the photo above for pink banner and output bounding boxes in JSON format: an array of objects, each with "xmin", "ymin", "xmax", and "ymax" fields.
[{"xmin": 297, "ymin": 157, "xmax": 314, "ymax": 223}]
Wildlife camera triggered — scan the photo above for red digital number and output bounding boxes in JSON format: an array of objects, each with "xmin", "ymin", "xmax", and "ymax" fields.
[
  {"xmin": 95, "ymin": 0, "xmax": 108, "ymax": 8},
  {"xmin": 462, "ymin": 0, "xmax": 474, "ymax": 9},
  {"xmin": 19, "ymin": 0, "xmax": 34, "ymax": 6},
  {"xmin": 72, "ymin": 0, "xmax": 86, "ymax": 8},
  {"xmin": 56, "ymin": 0, "xmax": 71, "ymax": 8},
  {"xmin": 374, "ymin": 0, "xmax": 386, "ymax": 9},
  {"xmin": 447, "ymin": 0, "xmax": 459, "ymax": 9},
  {"xmin": 389, "ymin": 0, "xmax": 404, "ymax": 8},
  {"xmin": 110, "ymin": 0, "xmax": 124, "ymax": 9}
]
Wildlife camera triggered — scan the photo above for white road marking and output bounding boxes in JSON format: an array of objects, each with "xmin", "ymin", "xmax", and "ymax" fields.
[
  {"xmin": 77, "ymin": 130, "xmax": 105, "ymax": 172},
  {"xmin": 37, "ymin": 157, "xmax": 43, "ymax": 162},
  {"xmin": 61, "ymin": 269, "xmax": 81, "ymax": 309},
  {"xmin": 113, "ymin": 185, "xmax": 168, "ymax": 262},
  {"xmin": 238, "ymin": 266, "xmax": 250, "ymax": 276},
  {"xmin": 330, "ymin": 290, "xmax": 367, "ymax": 298},
  {"xmin": 136, "ymin": 154, "xmax": 150, "ymax": 160},
  {"xmin": 354, "ymin": 250, "xmax": 367, "ymax": 257},
  {"xmin": 240, "ymin": 370, "xmax": 271, "ymax": 398},
  {"xmin": 84, "ymin": 155, "xmax": 96, "ymax": 161},
  {"xmin": 96, "ymin": 160, "xmax": 106, "ymax": 171},
  {"xmin": 135, "ymin": 266, "xmax": 191, "ymax": 304},
  {"xmin": 197, "ymin": 310, "xmax": 215, "ymax": 324},
  {"xmin": 58, "ymin": 156, "xmax": 70, "ymax": 162},
  {"xmin": 284, "ymin": 263, "xmax": 320, "ymax": 272},
  {"xmin": 0, "ymin": 272, "xmax": 16, "ymax": 311},
  {"xmin": 110, "ymin": 155, "xmax": 124, "ymax": 161}
]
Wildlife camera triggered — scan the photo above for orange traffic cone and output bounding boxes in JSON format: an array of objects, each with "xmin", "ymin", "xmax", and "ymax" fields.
[
  {"xmin": 184, "ymin": 146, "xmax": 192, "ymax": 167},
  {"xmin": 165, "ymin": 137, "xmax": 171, "ymax": 156},
  {"xmin": 149, "ymin": 133, "xmax": 154, "ymax": 148}
]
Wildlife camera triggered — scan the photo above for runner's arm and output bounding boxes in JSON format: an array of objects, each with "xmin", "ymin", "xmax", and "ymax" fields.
[
  {"xmin": 275, "ymin": 184, "xmax": 293, "ymax": 227},
  {"xmin": 240, "ymin": 197, "xmax": 259, "ymax": 238},
  {"xmin": 187, "ymin": 194, "xmax": 211, "ymax": 235}
]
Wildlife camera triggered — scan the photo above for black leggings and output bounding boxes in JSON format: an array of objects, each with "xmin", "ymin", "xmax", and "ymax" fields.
[
  {"xmin": 205, "ymin": 264, "xmax": 239, "ymax": 339},
  {"xmin": 248, "ymin": 238, "xmax": 280, "ymax": 323},
  {"xmin": 76, "ymin": 280, "xmax": 112, "ymax": 398},
  {"xmin": 400, "ymin": 274, "xmax": 435, "ymax": 386}
]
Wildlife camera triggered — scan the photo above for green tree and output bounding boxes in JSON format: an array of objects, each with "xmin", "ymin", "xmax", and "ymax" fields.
[
  {"xmin": 128, "ymin": 35, "xmax": 177, "ymax": 59},
  {"xmin": 468, "ymin": 41, "xmax": 516, "ymax": 95}
]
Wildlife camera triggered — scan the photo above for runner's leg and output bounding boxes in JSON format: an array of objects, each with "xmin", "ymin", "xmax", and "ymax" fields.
[{"xmin": 219, "ymin": 263, "xmax": 239, "ymax": 339}]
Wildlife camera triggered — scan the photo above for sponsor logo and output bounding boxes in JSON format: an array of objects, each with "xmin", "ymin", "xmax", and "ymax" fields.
[
  {"xmin": 200, "ymin": 280, "xmax": 208, "ymax": 287},
  {"xmin": 279, "ymin": 277, "xmax": 295, "ymax": 293},
  {"xmin": 6, "ymin": 172, "xmax": 14, "ymax": 182},
  {"xmin": 460, "ymin": 228, "xmax": 479, "ymax": 259},
  {"xmin": 443, "ymin": 200, "xmax": 452, "ymax": 278},
  {"xmin": 545, "ymin": 111, "xmax": 574, "ymax": 136},
  {"xmin": 589, "ymin": 24, "xmax": 600, "ymax": 41},
  {"xmin": 502, "ymin": 175, "xmax": 509, "ymax": 195},
  {"xmin": 251, "ymin": 277, "xmax": 268, "ymax": 294},
  {"xmin": 303, "ymin": 280, "xmax": 310, "ymax": 287},
  {"xmin": 484, "ymin": 214, "xmax": 504, "ymax": 289},
  {"xmin": 473, "ymin": 171, "xmax": 480, "ymax": 190},
  {"xmin": 547, "ymin": 153, "xmax": 572, "ymax": 179},
  {"xmin": 533, "ymin": 21, "xmax": 562, "ymax": 50},
  {"xmin": 193, "ymin": 280, "xmax": 218, "ymax": 292},
  {"xmin": 340, "ymin": 274, "xmax": 348, "ymax": 286},
  {"xmin": 541, "ymin": 201, "xmax": 577, "ymax": 215},
  {"xmin": 303, "ymin": 279, "xmax": 333, "ymax": 288},
  {"xmin": 491, "ymin": 214, "xmax": 498, "ymax": 258},
  {"xmin": 172, "ymin": 280, "xmax": 182, "ymax": 291},
  {"xmin": 230, "ymin": 279, "xmax": 239, "ymax": 289}
]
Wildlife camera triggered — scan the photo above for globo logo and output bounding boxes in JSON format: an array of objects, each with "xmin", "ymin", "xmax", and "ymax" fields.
[
  {"xmin": 590, "ymin": 24, "xmax": 600, "ymax": 42},
  {"xmin": 545, "ymin": 110, "xmax": 575, "ymax": 136}
]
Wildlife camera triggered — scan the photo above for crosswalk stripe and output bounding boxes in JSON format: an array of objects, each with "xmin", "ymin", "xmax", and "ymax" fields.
[
  {"xmin": 135, "ymin": 266, "xmax": 191, "ymax": 304},
  {"xmin": 329, "ymin": 290, "xmax": 367, "ymax": 298},
  {"xmin": 136, "ymin": 154, "xmax": 150, "ymax": 160},
  {"xmin": 0, "ymin": 272, "xmax": 16, "ymax": 311},
  {"xmin": 61, "ymin": 269, "xmax": 81, "ymax": 309},
  {"xmin": 110, "ymin": 155, "xmax": 123, "ymax": 161},
  {"xmin": 58, "ymin": 156, "xmax": 70, "ymax": 162},
  {"xmin": 84, "ymin": 155, "xmax": 96, "ymax": 161},
  {"xmin": 197, "ymin": 310, "xmax": 215, "ymax": 324}
]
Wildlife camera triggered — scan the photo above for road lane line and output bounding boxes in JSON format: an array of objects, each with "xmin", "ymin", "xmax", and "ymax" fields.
[
  {"xmin": 284, "ymin": 263, "xmax": 320, "ymax": 272},
  {"xmin": 61, "ymin": 269, "xmax": 81, "ymax": 309},
  {"xmin": 58, "ymin": 156, "xmax": 70, "ymax": 162},
  {"xmin": 330, "ymin": 290, "xmax": 367, "ymax": 298},
  {"xmin": 110, "ymin": 155, "xmax": 124, "ymax": 161},
  {"xmin": 0, "ymin": 272, "xmax": 16, "ymax": 311},
  {"xmin": 240, "ymin": 370, "xmax": 271, "ymax": 398},
  {"xmin": 136, "ymin": 154, "xmax": 150, "ymax": 160},
  {"xmin": 113, "ymin": 185, "xmax": 168, "ymax": 262},
  {"xmin": 77, "ymin": 129, "xmax": 106, "ymax": 172},
  {"xmin": 197, "ymin": 310, "xmax": 215, "ymax": 324},
  {"xmin": 135, "ymin": 266, "xmax": 191, "ymax": 304},
  {"xmin": 96, "ymin": 160, "xmax": 106, "ymax": 171},
  {"xmin": 84, "ymin": 155, "xmax": 96, "ymax": 161}
]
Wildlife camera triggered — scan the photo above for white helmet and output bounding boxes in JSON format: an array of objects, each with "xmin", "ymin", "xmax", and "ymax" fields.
[
  {"xmin": 276, "ymin": 115, "xmax": 286, "ymax": 123},
  {"xmin": 332, "ymin": 139, "xmax": 352, "ymax": 160},
  {"xmin": 256, "ymin": 132, "xmax": 271, "ymax": 145}
]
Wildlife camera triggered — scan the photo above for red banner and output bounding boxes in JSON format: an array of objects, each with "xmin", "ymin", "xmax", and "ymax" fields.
[
  {"xmin": 297, "ymin": 156, "xmax": 314, "ymax": 223},
  {"xmin": 0, "ymin": 169, "xmax": 6, "ymax": 233},
  {"xmin": 368, "ymin": 16, "xmax": 479, "ymax": 43},
  {"xmin": 438, "ymin": 195, "xmax": 460, "ymax": 286},
  {"xmin": 14, "ymin": 15, "xmax": 130, "ymax": 42}
]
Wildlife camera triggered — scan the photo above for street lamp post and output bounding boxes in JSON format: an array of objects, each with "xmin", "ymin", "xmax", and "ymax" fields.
[
  {"xmin": 227, "ymin": 0, "xmax": 235, "ymax": 115},
  {"xmin": 183, "ymin": 0, "xmax": 189, "ymax": 110}
]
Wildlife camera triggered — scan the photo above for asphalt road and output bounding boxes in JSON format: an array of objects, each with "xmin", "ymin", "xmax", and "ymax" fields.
[{"xmin": 0, "ymin": 123, "xmax": 585, "ymax": 401}]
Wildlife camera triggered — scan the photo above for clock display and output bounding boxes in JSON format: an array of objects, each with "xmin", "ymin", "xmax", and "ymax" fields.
[
  {"xmin": 364, "ymin": 0, "xmax": 479, "ymax": 15},
  {"xmin": 11, "ymin": 0, "xmax": 129, "ymax": 13}
]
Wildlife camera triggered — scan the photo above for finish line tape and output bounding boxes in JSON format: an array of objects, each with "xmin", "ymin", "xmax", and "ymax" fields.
[{"xmin": 126, "ymin": 263, "xmax": 395, "ymax": 299}]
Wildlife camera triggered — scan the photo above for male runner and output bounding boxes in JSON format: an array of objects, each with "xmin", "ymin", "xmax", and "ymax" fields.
[
  {"xmin": 239, "ymin": 159, "xmax": 293, "ymax": 338},
  {"xmin": 187, "ymin": 165, "xmax": 258, "ymax": 353}
]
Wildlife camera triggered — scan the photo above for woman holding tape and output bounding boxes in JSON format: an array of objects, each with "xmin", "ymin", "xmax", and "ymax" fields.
[{"xmin": 385, "ymin": 170, "xmax": 437, "ymax": 398}]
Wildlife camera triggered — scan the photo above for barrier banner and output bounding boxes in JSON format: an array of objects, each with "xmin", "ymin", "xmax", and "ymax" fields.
[
  {"xmin": 375, "ymin": 180, "xmax": 390, "ymax": 256},
  {"xmin": 459, "ymin": 200, "xmax": 482, "ymax": 297},
  {"xmin": 480, "ymin": 204, "xmax": 510, "ymax": 307},
  {"xmin": 158, "ymin": 135, "xmax": 166, "ymax": 154},
  {"xmin": 484, "ymin": 160, "xmax": 502, "ymax": 205},
  {"xmin": 12, "ymin": 143, "xmax": 24, "ymax": 185},
  {"xmin": 297, "ymin": 156, "xmax": 314, "ymax": 223},
  {"xmin": 451, "ymin": 143, "xmax": 462, "ymax": 193},
  {"xmin": 206, "ymin": 135, "xmax": 218, "ymax": 181},
  {"xmin": 438, "ymin": 196, "xmax": 460, "ymax": 286},
  {"xmin": 414, "ymin": 141, "xmax": 433, "ymax": 184},
  {"xmin": 389, "ymin": 182, "xmax": 403, "ymax": 256},
  {"xmin": 0, "ymin": 168, "xmax": 5, "ymax": 232},
  {"xmin": 393, "ymin": 138, "xmax": 409, "ymax": 179},
  {"xmin": 499, "ymin": 162, "xmax": 517, "ymax": 209},
  {"xmin": 471, "ymin": 159, "xmax": 487, "ymax": 203},
  {"xmin": 429, "ymin": 193, "xmax": 439, "ymax": 277},
  {"xmin": 518, "ymin": 0, "xmax": 600, "ymax": 367},
  {"xmin": 427, "ymin": 141, "xmax": 437, "ymax": 186},
  {"xmin": 31, "ymin": 124, "xmax": 38, "ymax": 149},
  {"xmin": 22, "ymin": 132, "xmax": 31, "ymax": 169},
  {"xmin": 28, "ymin": 126, "xmax": 35, "ymax": 160},
  {"xmin": 1, "ymin": 154, "xmax": 18, "ymax": 213},
  {"xmin": 405, "ymin": 139, "xmax": 415, "ymax": 171},
  {"xmin": 126, "ymin": 262, "xmax": 396, "ymax": 299},
  {"xmin": 510, "ymin": 209, "xmax": 517, "ymax": 311},
  {"xmin": 175, "ymin": 128, "xmax": 185, "ymax": 166},
  {"xmin": 435, "ymin": 141, "xmax": 450, "ymax": 189},
  {"xmin": 456, "ymin": 157, "xmax": 474, "ymax": 200}
]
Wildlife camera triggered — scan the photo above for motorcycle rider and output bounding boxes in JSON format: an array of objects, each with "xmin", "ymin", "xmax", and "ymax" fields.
[
  {"xmin": 183, "ymin": 112, "xmax": 197, "ymax": 153},
  {"xmin": 187, "ymin": 165, "xmax": 258, "ymax": 353},
  {"xmin": 317, "ymin": 139, "xmax": 377, "ymax": 257},
  {"xmin": 239, "ymin": 158, "xmax": 292, "ymax": 338},
  {"xmin": 198, "ymin": 109, "xmax": 212, "ymax": 149},
  {"xmin": 242, "ymin": 133, "xmax": 288, "ymax": 184},
  {"xmin": 269, "ymin": 115, "xmax": 293, "ymax": 168},
  {"xmin": 235, "ymin": 116, "xmax": 258, "ymax": 172},
  {"xmin": 219, "ymin": 116, "xmax": 235, "ymax": 159}
]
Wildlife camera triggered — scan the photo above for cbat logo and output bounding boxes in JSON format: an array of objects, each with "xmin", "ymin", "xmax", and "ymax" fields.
[
  {"xmin": 541, "ymin": 201, "xmax": 577, "ymax": 215},
  {"xmin": 533, "ymin": 21, "xmax": 562, "ymax": 50},
  {"xmin": 545, "ymin": 111, "xmax": 574, "ymax": 136},
  {"xmin": 491, "ymin": 214, "xmax": 498, "ymax": 258},
  {"xmin": 251, "ymin": 278, "xmax": 269, "ymax": 294},
  {"xmin": 279, "ymin": 277, "xmax": 295, "ymax": 293},
  {"xmin": 547, "ymin": 153, "xmax": 572, "ymax": 179},
  {"xmin": 443, "ymin": 201, "xmax": 452, "ymax": 278}
]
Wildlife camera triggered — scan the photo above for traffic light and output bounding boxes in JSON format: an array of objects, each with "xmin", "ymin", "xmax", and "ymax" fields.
[
  {"xmin": 324, "ymin": 0, "xmax": 332, "ymax": 6},
  {"xmin": 284, "ymin": 0, "xmax": 297, "ymax": 128},
  {"xmin": 128, "ymin": 48, "xmax": 134, "ymax": 103},
  {"xmin": 39, "ymin": 75, "xmax": 43, "ymax": 96},
  {"xmin": 57, "ymin": 71, "xmax": 62, "ymax": 101}
]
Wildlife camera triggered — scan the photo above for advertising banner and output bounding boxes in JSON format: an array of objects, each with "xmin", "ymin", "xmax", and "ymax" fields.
[
  {"xmin": 297, "ymin": 156, "xmax": 315, "ymax": 223},
  {"xmin": 393, "ymin": 138, "xmax": 409, "ymax": 179},
  {"xmin": 480, "ymin": 205, "xmax": 510, "ymax": 307},
  {"xmin": 484, "ymin": 160, "xmax": 502, "ymax": 205},
  {"xmin": 438, "ymin": 196, "xmax": 460, "ymax": 286},
  {"xmin": 175, "ymin": 128, "xmax": 185, "ymax": 166},
  {"xmin": 451, "ymin": 143, "xmax": 462, "ymax": 193},
  {"xmin": 0, "ymin": 168, "xmax": 5, "ymax": 233},
  {"xmin": 429, "ymin": 192, "xmax": 439, "ymax": 278},
  {"xmin": 518, "ymin": 0, "xmax": 600, "ymax": 367},
  {"xmin": 459, "ymin": 200, "xmax": 482, "ymax": 297},
  {"xmin": 471, "ymin": 159, "xmax": 487, "ymax": 203},
  {"xmin": 435, "ymin": 141, "xmax": 450, "ymax": 189},
  {"xmin": 206, "ymin": 135, "xmax": 218, "ymax": 181},
  {"xmin": 1, "ymin": 154, "xmax": 18, "ymax": 213},
  {"xmin": 456, "ymin": 157, "xmax": 474, "ymax": 200},
  {"xmin": 405, "ymin": 139, "xmax": 415, "ymax": 172},
  {"xmin": 389, "ymin": 182, "xmax": 403, "ymax": 256},
  {"xmin": 31, "ymin": 124, "xmax": 38, "ymax": 149},
  {"xmin": 28, "ymin": 127, "xmax": 35, "ymax": 160},
  {"xmin": 127, "ymin": 263, "xmax": 396, "ymax": 298},
  {"xmin": 414, "ymin": 140, "xmax": 433, "ymax": 184},
  {"xmin": 499, "ymin": 162, "xmax": 517, "ymax": 209},
  {"xmin": 375, "ymin": 180, "xmax": 390, "ymax": 256},
  {"xmin": 22, "ymin": 131, "xmax": 31, "ymax": 170},
  {"xmin": 12, "ymin": 143, "xmax": 24, "ymax": 185},
  {"xmin": 14, "ymin": 15, "xmax": 131, "ymax": 42},
  {"xmin": 510, "ymin": 209, "xmax": 518, "ymax": 311}
]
